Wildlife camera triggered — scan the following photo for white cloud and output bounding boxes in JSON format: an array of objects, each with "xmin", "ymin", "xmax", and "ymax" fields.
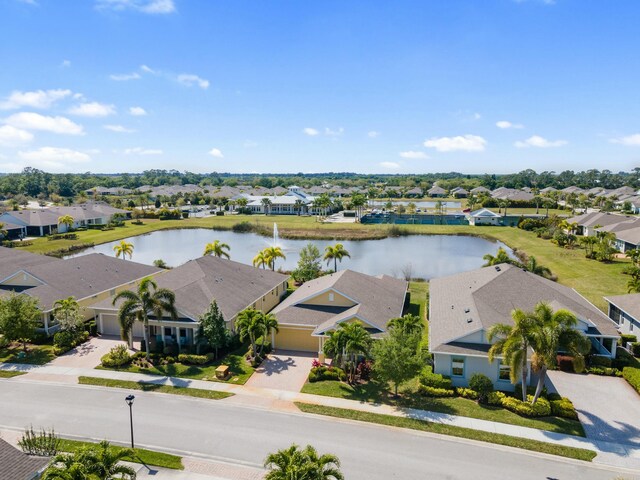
[
  {"xmin": 110, "ymin": 72, "xmax": 141, "ymax": 81},
  {"xmin": 96, "ymin": 0, "xmax": 176, "ymax": 14},
  {"xmin": 496, "ymin": 120, "xmax": 524, "ymax": 129},
  {"xmin": 0, "ymin": 125, "xmax": 34, "ymax": 146},
  {"xmin": 610, "ymin": 134, "xmax": 640, "ymax": 146},
  {"xmin": 140, "ymin": 64, "xmax": 158, "ymax": 74},
  {"xmin": 208, "ymin": 148, "xmax": 224, "ymax": 158},
  {"xmin": 68, "ymin": 102, "xmax": 116, "ymax": 117},
  {"xmin": 4, "ymin": 112, "xmax": 84, "ymax": 135},
  {"xmin": 104, "ymin": 124, "xmax": 135, "ymax": 133},
  {"xmin": 324, "ymin": 127, "xmax": 344, "ymax": 137},
  {"xmin": 380, "ymin": 161, "xmax": 401, "ymax": 170},
  {"xmin": 128, "ymin": 106, "xmax": 147, "ymax": 116},
  {"xmin": 123, "ymin": 147, "xmax": 163, "ymax": 155},
  {"xmin": 399, "ymin": 151, "xmax": 429, "ymax": 159},
  {"xmin": 303, "ymin": 128, "xmax": 320, "ymax": 136},
  {"xmin": 177, "ymin": 74, "xmax": 210, "ymax": 89},
  {"xmin": 424, "ymin": 134, "xmax": 487, "ymax": 152},
  {"xmin": 61, "ymin": 60, "xmax": 71, "ymax": 68},
  {"xmin": 18, "ymin": 147, "xmax": 91, "ymax": 171},
  {"xmin": 367, "ymin": 131, "xmax": 380, "ymax": 138},
  {"xmin": 0, "ymin": 89, "xmax": 72, "ymax": 110},
  {"xmin": 514, "ymin": 135, "xmax": 567, "ymax": 148}
]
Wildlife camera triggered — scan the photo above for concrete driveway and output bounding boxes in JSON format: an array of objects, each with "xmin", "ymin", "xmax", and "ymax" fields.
[
  {"xmin": 48, "ymin": 335, "xmax": 130, "ymax": 369},
  {"xmin": 547, "ymin": 370, "xmax": 640, "ymax": 447},
  {"xmin": 245, "ymin": 350, "xmax": 315, "ymax": 392}
]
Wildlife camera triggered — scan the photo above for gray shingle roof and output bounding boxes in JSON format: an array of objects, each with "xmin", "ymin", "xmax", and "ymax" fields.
[
  {"xmin": 429, "ymin": 264, "xmax": 619, "ymax": 353},
  {"xmin": 568, "ymin": 211, "xmax": 633, "ymax": 228},
  {"xmin": 0, "ymin": 246, "xmax": 60, "ymax": 283},
  {"xmin": 0, "ymin": 438, "xmax": 50, "ymax": 480},
  {"xmin": 605, "ymin": 293, "xmax": 640, "ymax": 321}
]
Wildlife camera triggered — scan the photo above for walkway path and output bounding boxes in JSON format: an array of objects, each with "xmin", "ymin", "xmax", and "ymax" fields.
[{"xmin": 2, "ymin": 362, "xmax": 640, "ymax": 471}]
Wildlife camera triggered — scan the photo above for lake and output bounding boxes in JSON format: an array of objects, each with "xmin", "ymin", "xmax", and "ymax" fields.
[{"xmin": 67, "ymin": 229, "xmax": 512, "ymax": 280}]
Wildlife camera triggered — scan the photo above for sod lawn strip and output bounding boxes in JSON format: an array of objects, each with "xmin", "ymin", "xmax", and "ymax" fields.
[
  {"xmin": 0, "ymin": 370, "xmax": 26, "ymax": 378},
  {"xmin": 295, "ymin": 403, "xmax": 597, "ymax": 463},
  {"xmin": 59, "ymin": 439, "xmax": 183, "ymax": 470},
  {"xmin": 78, "ymin": 376, "xmax": 233, "ymax": 400}
]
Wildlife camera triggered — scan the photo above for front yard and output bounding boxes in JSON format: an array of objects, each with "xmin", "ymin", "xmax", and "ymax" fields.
[{"xmin": 0, "ymin": 341, "xmax": 56, "ymax": 365}]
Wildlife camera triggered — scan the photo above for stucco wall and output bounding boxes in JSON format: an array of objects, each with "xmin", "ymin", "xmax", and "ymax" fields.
[{"xmin": 300, "ymin": 290, "xmax": 355, "ymax": 307}]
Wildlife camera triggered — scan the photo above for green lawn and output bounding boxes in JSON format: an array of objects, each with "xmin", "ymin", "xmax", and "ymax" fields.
[
  {"xmin": 98, "ymin": 345, "xmax": 254, "ymax": 384},
  {"xmin": 0, "ymin": 343, "xmax": 55, "ymax": 365},
  {"xmin": 0, "ymin": 370, "xmax": 26, "ymax": 378},
  {"xmin": 58, "ymin": 439, "xmax": 183, "ymax": 470},
  {"xmin": 295, "ymin": 403, "xmax": 596, "ymax": 462},
  {"xmin": 301, "ymin": 379, "xmax": 584, "ymax": 437},
  {"xmin": 78, "ymin": 376, "xmax": 233, "ymax": 400}
]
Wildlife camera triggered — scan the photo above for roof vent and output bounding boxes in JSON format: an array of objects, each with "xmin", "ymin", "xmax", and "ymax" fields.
[
  {"xmin": 495, "ymin": 266, "xmax": 501, "ymax": 272},
  {"xmin": 466, "ymin": 318, "xmax": 473, "ymax": 323},
  {"xmin": 451, "ymin": 305, "xmax": 454, "ymax": 309},
  {"xmin": 464, "ymin": 308, "xmax": 470, "ymax": 314}
]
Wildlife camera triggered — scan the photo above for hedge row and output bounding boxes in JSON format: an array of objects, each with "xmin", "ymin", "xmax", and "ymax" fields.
[{"xmin": 623, "ymin": 367, "xmax": 640, "ymax": 395}]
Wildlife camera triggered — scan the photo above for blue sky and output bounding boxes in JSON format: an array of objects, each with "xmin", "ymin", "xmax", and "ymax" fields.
[{"xmin": 0, "ymin": 0, "xmax": 639, "ymax": 175}]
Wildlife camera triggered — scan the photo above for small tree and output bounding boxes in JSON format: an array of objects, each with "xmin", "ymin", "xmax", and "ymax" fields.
[
  {"xmin": 264, "ymin": 444, "xmax": 343, "ymax": 480},
  {"xmin": 0, "ymin": 293, "xmax": 41, "ymax": 351},
  {"xmin": 292, "ymin": 243, "xmax": 322, "ymax": 282},
  {"xmin": 52, "ymin": 296, "xmax": 84, "ymax": 332},
  {"xmin": 372, "ymin": 329, "xmax": 423, "ymax": 397},
  {"xmin": 198, "ymin": 300, "xmax": 228, "ymax": 358},
  {"xmin": 469, "ymin": 373, "xmax": 494, "ymax": 403}
]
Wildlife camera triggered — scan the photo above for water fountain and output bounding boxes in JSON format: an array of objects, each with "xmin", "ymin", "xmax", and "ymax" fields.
[{"xmin": 273, "ymin": 223, "xmax": 279, "ymax": 247}]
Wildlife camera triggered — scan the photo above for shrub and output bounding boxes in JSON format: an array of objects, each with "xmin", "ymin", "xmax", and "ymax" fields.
[
  {"xmin": 556, "ymin": 355, "xmax": 575, "ymax": 372},
  {"xmin": 589, "ymin": 355, "xmax": 612, "ymax": 368},
  {"xmin": 501, "ymin": 395, "xmax": 552, "ymax": 417},
  {"xmin": 356, "ymin": 359, "xmax": 372, "ymax": 381},
  {"xmin": 486, "ymin": 391, "xmax": 506, "ymax": 406},
  {"xmin": 549, "ymin": 397, "xmax": 579, "ymax": 420},
  {"xmin": 308, "ymin": 366, "xmax": 346, "ymax": 383},
  {"xmin": 18, "ymin": 427, "xmax": 60, "ymax": 456},
  {"xmin": 457, "ymin": 388, "xmax": 479, "ymax": 400},
  {"xmin": 418, "ymin": 385, "xmax": 457, "ymax": 397},
  {"xmin": 613, "ymin": 349, "xmax": 639, "ymax": 369},
  {"xmin": 177, "ymin": 353, "xmax": 214, "ymax": 365},
  {"xmin": 631, "ymin": 342, "xmax": 640, "ymax": 358},
  {"xmin": 513, "ymin": 383, "xmax": 546, "ymax": 400},
  {"xmin": 53, "ymin": 329, "xmax": 89, "ymax": 355},
  {"xmin": 419, "ymin": 367, "xmax": 453, "ymax": 389},
  {"xmin": 622, "ymin": 367, "xmax": 640, "ymax": 394},
  {"xmin": 101, "ymin": 344, "xmax": 132, "ymax": 368},
  {"xmin": 468, "ymin": 373, "xmax": 493, "ymax": 403},
  {"xmin": 87, "ymin": 321, "xmax": 98, "ymax": 337},
  {"xmin": 587, "ymin": 366, "xmax": 622, "ymax": 377},
  {"xmin": 232, "ymin": 221, "xmax": 254, "ymax": 233},
  {"xmin": 619, "ymin": 334, "xmax": 638, "ymax": 347}
]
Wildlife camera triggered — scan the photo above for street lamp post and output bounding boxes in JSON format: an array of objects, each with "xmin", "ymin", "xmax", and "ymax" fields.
[{"xmin": 125, "ymin": 394, "xmax": 135, "ymax": 449}]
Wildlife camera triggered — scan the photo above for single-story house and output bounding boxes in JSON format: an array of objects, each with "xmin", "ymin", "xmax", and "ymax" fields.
[
  {"xmin": 271, "ymin": 270, "xmax": 408, "ymax": 356},
  {"xmin": 429, "ymin": 264, "xmax": 619, "ymax": 391},
  {"xmin": 605, "ymin": 293, "xmax": 640, "ymax": 336},
  {"xmin": 561, "ymin": 186, "xmax": 584, "ymax": 195},
  {"xmin": 595, "ymin": 218, "xmax": 640, "ymax": 252},
  {"xmin": 540, "ymin": 187, "xmax": 557, "ymax": 194},
  {"xmin": 241, "ymin": 186, "xmax": 317, "ymax": 215},
  {"xmin": 0, "ymin": 438, "xmax": 50, "ymax": 480},
  {"xmin": 0, "ymin": 247, "xmax": 161, "ymax": 334},
  {"xmin": 92, "ymin": 256, "xmax": 289, "ymax": 351},
  {"xmin": 491, "ymin": 189, "xmax": 534, "ymax": 202},
  {"xmin": 0, "ymin": 220, "xmax": 27, "ymax": 240},
  {"xmin": 451, "ymin": 187, "xmax": 469, "ymax": 198},
  {"xmin": 466, "ymin": 208, "xmax": 502, "ymax": 226},
  {"xmin": 428, "ymin": 185, "xmax": 447, "ymax": 198},
  {"xmin": 567, "ymin": 211, "xmax": 634, "ymax": 237},
  {"xmin": 405, "ymin": 187, "xmax": 424, "ymax": 198},
  {"xmin": 86, "ymin": 187, "xmax": 133, "ymax": 196},
  {"xmin": 470, "ymin": 186, "xmax": 491, "ymax": 195}
]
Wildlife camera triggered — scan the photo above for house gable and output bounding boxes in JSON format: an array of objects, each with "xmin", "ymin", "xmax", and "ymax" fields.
[
  {"xmin": 298, "ymin": 288, "xmax": 357, "ymax": 308},
  {"xmin": 0, "ymin": 270, "xmax": 45, "ymax": 288}
]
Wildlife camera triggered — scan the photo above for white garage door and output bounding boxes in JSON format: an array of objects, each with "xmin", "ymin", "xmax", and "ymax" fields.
[{"xmin": 100, "ymin": 314, "xmax": 143, "ymax": 338}]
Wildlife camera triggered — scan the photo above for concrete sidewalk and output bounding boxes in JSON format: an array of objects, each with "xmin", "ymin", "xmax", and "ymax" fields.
[{"xmin": 3, "ymin": 362, "xmax": 640, "ymax": 470}]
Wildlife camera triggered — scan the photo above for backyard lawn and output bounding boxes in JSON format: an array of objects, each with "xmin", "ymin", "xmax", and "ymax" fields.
[{"xmin": 301, "ymin": 379, "xmax": 585, "ymax": 437}]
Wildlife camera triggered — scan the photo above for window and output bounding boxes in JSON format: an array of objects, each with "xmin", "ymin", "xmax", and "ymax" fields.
[
  {"xmin": 164, "ymin": 327, "xmax": 172, "ymax": 337},
  {"xmin": 451, "ymin": 357, "xmax": 465, "ymax": 377},
  {"xmin": 328, "ymin": 293, "xmax": 334, "ymax": 302},
  {"xmin": 498, "ymin": 361, "xmax": 511, "ymax": 382}
]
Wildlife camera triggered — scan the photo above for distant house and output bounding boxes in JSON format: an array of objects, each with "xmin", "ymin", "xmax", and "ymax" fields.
[
  {"xmin": 567, "ymin": 211, "xmax": 633, "ymax": 237},
  {"xmin": 491, "ymin": 188, "xmax": 534, "ymax": 202},
  {"xmin": 93, "ymin": 256, "xmax": 289, "ymax": 351},
  {"xmin": 405, "ymin": 187, "xmax": 424, "ymax": 198},
  {"xmin": 605, "ymin": 293, "xmax": 640, "ymax": 336},
  {"xmin": 86, "ymin": 187, "xmax": 133, "ymax": 196},
  {"xmin": 539, "ymin": 187, "xmax": 557, "ymax": 194},
  {"xmin": 241, "ymin": 186, "xmax": 317, "ymax": 215},
  {"xmin": 428, "ymin": 185, "xmax": 447, "ymax": 198},
  {"xmin": 561, "ymin": 186, "xmax": 584, "ymax": 195},
  {"xmin": 0, "ymin": 438, "xmax": 49, "ymax": 480},
  {"xmin": 429, "ymin": 264, "xmax": 619, "ymax": 391},
  {"xmin": 451, "ymin": 187, "xmax": 469, "ymax": 198},
  {"xmin": 466, "ymin": 208, "xmax": 502, "ymax": 226},
  {"xmin": 0, "ymin": 220, "xmax": 27, "ymax": 240},
  {"xmin": 470, "ymin": 186, "xmax": 491, "ymax": 195},
  {"xmin": 271, "ymin": 270, "xmax": 407, "ymax": 356}
]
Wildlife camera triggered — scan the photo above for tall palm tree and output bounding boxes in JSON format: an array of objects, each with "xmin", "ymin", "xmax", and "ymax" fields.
[
  {"xmin": 293, "ymin": 199, "xmax": 305, "ymax": 216},
  {"xmin": 482, "ymin": 247, "xmax": 511, "ymax": 267},
  {"xmin": 261, "ymin": 197, "xmax": 273, "ymax": 215},
  {"xmin": 44, "ymin": 441, "xmax": 136, "ymax": 480},
  {"xmin": 236, "ymin": 308, "xmax": 263, "ymax": 359},
  {"xmin": 264, "ymin": 246, "xmax": 286, "ymax": 271},
  {"xmin": 264, "ymin": 444, "xmax": 343, "ymax": 480},
  {"xmin": 387, "ymin": 314, "xmax": 424, "ymax": 336},
  {"xmin": 258, "ymin": 312, "xmax": 279, "ymax": 357},
  {"xmin": 57, "ymin": 214, "xmax": 74, "ymax": 232},
  {"xmin": 527, "ymin": 303, "xmax": 591, "ymax": 403},
  {"xmin": 324, "ymin": 322, "xmax": 371, "ymax": 383},
  {"xmin": 253, "ymin": 250, "xmax": 269, "ymax": 269},
  {"xmin": 487, "ymin": 309, "xmax": 536, "ymax": 402},
  {"xmin": 524, "ymin": 256, "xmax": 552, "ymax": 279},
  {"xmin": 323, "ymin": 244, "xmax": 350, "ymax": 272},
  {"xmin": 113, "ymin": 277, "xmax": 177, "ymax": 359},
  {"xmin": 113, "ymin": 240, "xmax": 134, "ymax": 260},
  {"xmin": 43, "ymin": 456, "xmax": 92, "ymax": 480},
  {"xmin": 203, "ymin": 240, "xmax": 231, "ymax": 259},
  {"xmin": 236, "ymin": 197, "xmax": 249, "ymax": 210}
]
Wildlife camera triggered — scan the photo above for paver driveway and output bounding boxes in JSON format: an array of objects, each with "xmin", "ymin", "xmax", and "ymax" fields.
[
  {"xmin": 48, "ymin": 335, "xmax": 131, "ymax": 369},
  {"xmin": 546, "ymin": 370, "xmax": 640, "ymax": 447},
  {"xmin": 246, "ymin": 350, "xmax": 315, "ymax": 392}
]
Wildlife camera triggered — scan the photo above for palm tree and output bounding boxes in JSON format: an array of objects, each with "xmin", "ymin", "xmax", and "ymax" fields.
[
  {"xmin": 203, "ymin": 240, "xmax": 231, "ymax": 259},
  {"xmin": 258, "ymin": 312, "xmax": 279, "ymax": 357},
  {"xmin": 498, "ymin": 199, "xmax": 509, "ymax": 217},
  {"xmin": 524, "ymin": 256, "xmax": 552, "ymax": 279},
  {"xmin": 113, "ymin": 240, "xmax": 134, "ymax": 260},
  {"xmin": 0, "ymin": 222, "xmax": 7, "ymax": 242},
  {"xmin": 264, "ymin": 444, "xmax": 343, "ymax": 480},
  {"xmin": 387, "ymin": 314, "xmax": 424, "ymax": 336},
  {"xmin": 293, "ymin": 199, "xmax": 305, "ymax": 216},
  {"xmin": 629, "ymin": 275, "xmax": 640, "ymax": 293},
  {"xmin": 324, "ymin": 322, "xmax": 371, "ymax": 383},
  {"xmin": 264, "ymin": 246, "xmax": 286, "ymax": 271},
  {"xmin": 57, "ymin": 214, "xmax": 74, "ymax": 232},
  {"xmin": 52, "ymin": 296, "xmax": 82, "ymax": 331},
  {"xmin": 261, "ymin": 197, "xmax": 272, "ymax": 215},
  {"xmin": 44, "ymin": 441, "xmax": 136, "ymax": 480},
  {"xmin": 113, "ymin": 277, "xmax": 177, "ymax": 359},
  {"xmin": 323, "ymin": 244, "xmax": 350, "ymax": 272},
  {"xmin": 236, "ymin": 197, "xmax": 249, "ymax": 211},
  {"xmin": 527, "ymin": 303, "xmax": 591, "ymax": 403},
  {"xmin": 43, "ymin": 455, "xmax": 92, "ymax": 480},
  {"xmin": 627, "ymin": 248, "xmax": 640, "ymax": 267},
  {"xmin": 253, "ymin": 250, "xmax": 269, "ymax": 269},
  {"xmin": 236, "ymin": 308, "xmax": 263, "ymax": 360},
  {"xmin": 482, "ymin": 247, "xmax": 511, "ymax": 267},
  {"xmin": 487, "ymin": 309, "xmax": 536, "ymax": 402}
]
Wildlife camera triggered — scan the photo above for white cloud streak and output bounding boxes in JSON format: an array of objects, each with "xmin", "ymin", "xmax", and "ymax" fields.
[
  {"xmin": 17, "ymin": 147, "xmax": 91, "ymax": 171},
  {"xmin": 96, "ymin": 0, "xmax": 176, "ymax": 14},
  {"xmin": 123, "ymin": 147, "xmax": 163, "ymax": 155},
  {"xmin": 4, "ymin": 112, "xmax": 84, "ymax": 135},
  {"xmin": 128, "ymin": 106, "xmax": 147, "ymax": 116},
  {"xmin": 68, "ymin": 102, "xmax": 116, "ymax": 117},
  {"xmin": 496, "ymin": 120, "xmax": 524, "ymax": 129},
  {"xmin": 0, "ymin": 89, "xmax": 72, "ymax": 110},
  {"xmin": 176, "ymin": 74, "xmax": 210, "ymax": 89},
  {"xmin": 424, "ymin": 134, "xmax": 487, "ymax": 152},
  {"xmin": 303, "ymin": 128, "xmax": 320, "ymax": 136},
  {"xmin": 104, "ymin": 124, "xmax": 135, "ymax": 133},
  {"xmin": 379, "ymin": 161, "xmax": 401, "ymax": 170},
  {"xmin": 208, "ymin": 148, "xmax": 224, "ymax": 158},
  {"xmin": 610, "ymin": 134, "xmax": 640, "ymax": 146},
  {"xmin": 514, "ymin": 135, "xmax": 567, "ymax": 148},
  {"xmin": 0, "ymin": 125, "xmax": 34, "ymax": 146},
  {"xmin": 399, "ymin": 151, "xmax": 429, "ymax": 159}
]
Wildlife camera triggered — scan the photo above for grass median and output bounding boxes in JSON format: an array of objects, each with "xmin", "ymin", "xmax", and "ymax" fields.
[
  {"xmin": 295, "ymin": 402, "xmax": 597, "ymax": 462},
  {"xmin": 59, "ymin": 438, "xmax": 183, "ymax": 470},
  {"xmin": 0, "ymin": 370, "xmax": 26, "ymax": 378},
  {"xmin": 78, "ymin": 376, "xmax": 233, "ymax": 400}
]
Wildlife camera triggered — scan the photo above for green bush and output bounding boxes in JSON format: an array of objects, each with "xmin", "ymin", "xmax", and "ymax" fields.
[
  {"xmin": 549, "ymin": 397, "xmax": 579, "ymax": 420},
  {"xmin": 501, "ymin": 395, "xmax": 552, "ymax": 417},
  {"xmin": 622, "ymin": 367, "xmax": 640, "ymax": 394},
  {"xmin": 101, "ymin": 344, "xmax": 132, "ymax": 368},
  {"xmin": 619, "ymin": 334, "xmax": 638, "ymax": 347},
  {"xmin": 514, "ymin": 383, "xmax": 546, "ymax": 400},
  {"xmin": 53, "ymin": 329, "xmax": 89, "ymax": 355},
  {"xmin": 457, "ymin": 388, "xmax": 479, "ymax": 400},
  {"xmin": 308, "ymin": 366, "xmax": 346, "ymax": 383},
  {"xmin": 631, "ymin": 342, "xmax": 640, "ymax": 357},
  {"xmin": 419, "ymin": 367, "xmax": 453, "ymax": 389},
  {"xmin": 613, "ymin": 349, "xmax": 639, "ymax": 369},
  {"xmin": 418, "ymin": 385, "xmax": 457, "ymax": 397},
  {"xmin": 587, "ymin": 366, "xmax": 622, "ymax": 377},
  {"xmin": 486, "ymin": 391, "xmax": 506, "ymax": 406},
  {"xmin": 18, "ymin": 427, "xmax": 60, "ymax": 456},
  {"xmin": 177, "ymin": 353, "xmax": 214, "ymax": 365},
  {"xmin": 589, "ymin": 355, "xmax": 612, "ymax": 368},
  {"xmin": 469, "ymin": 373, "xmax": 494, "ymax": 403}
]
